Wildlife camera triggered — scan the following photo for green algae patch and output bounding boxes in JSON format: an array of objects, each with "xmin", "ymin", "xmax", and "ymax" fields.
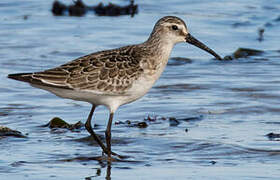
[
  {"xmin": 0, "ymin": 126, "xmax": 26, "ymax": 138},
  {"xmin": 43, "ymin": 117, "xmax": 84, "ymax": 131}
]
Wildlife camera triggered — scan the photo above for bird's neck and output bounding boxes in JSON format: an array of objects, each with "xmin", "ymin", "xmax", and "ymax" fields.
[
  {"xmin": 143, "ymin": 35, "xmax": 175, "ymax": 63},
  {"xmin": 138, "ymin": 36, "xmax": 175, "ymax": 79}
]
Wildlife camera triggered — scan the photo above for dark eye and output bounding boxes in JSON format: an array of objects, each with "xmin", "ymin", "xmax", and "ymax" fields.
[{"xmin": 172, "ymin": 25, "xmax": 178, "ymax": 30}]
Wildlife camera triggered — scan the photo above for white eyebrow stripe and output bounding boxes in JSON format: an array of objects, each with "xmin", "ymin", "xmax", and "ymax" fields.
[{"xmin": 164, "ymin": 22, "xmax": 184, "ymax": 29}]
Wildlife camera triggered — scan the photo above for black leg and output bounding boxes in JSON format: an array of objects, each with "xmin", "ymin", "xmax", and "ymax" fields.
[
  {"xmin": 106, "ymin": 163, "xmax": 111, "ymax": 180},
  {"xmin": 85, "ymin": 106, "xmax": 122, "ymax": 159},
  {"xmin": 105, "ymin": 113, "xmax": 114, "ymax": 159},
  {"xmin": 85, "ymin": 105, "xmax": 121, "ymax": 159},
  {"xmin": 85, "ymin": 105, "xmax": 108, "ymax": 154}
]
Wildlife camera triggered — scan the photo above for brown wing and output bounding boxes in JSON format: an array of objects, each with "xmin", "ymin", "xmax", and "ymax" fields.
[{"xmin": 8, "ymin": 45, "xmax": 144, "ymax": 95}]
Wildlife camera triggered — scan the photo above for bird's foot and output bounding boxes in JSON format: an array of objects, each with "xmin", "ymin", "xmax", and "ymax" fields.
[
  {"xmin": 98, "ymin": 155, "xmax": 120, "ymax": 162},
  {"xmin": 102, "ymin": 151, "xmax": 130, "ymax": 160}
]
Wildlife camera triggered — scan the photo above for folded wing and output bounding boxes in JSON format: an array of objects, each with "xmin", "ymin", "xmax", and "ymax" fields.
[{"xmin": 8, "ymin": 45, "xmax": 144, "ymax": 95}]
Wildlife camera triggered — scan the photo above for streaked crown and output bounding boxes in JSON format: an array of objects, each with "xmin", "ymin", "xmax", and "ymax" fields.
[{"xmin": 149, "ymin": 16, "xmax": 189, "ymax": 44}]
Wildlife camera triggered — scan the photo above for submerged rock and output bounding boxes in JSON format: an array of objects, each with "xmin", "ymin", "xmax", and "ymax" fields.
[
  {"xmin": 0, "ymin": 126, "xmax": 26, "ymax": 138},
  {"xmin": 210, "ymin": 160, "xmax": 217, "ymax": 165},
  {"xmin": 51, "ymin": 0, "xmax": 138, "ymax": 17},
  {"xmin": 137, "ymin": 122, "xmax": 148, "ymax": 128},
  {"xmin": 233, "ymin": 48, "xmax": 264, "ymax": 59},
  {"xmin": 223, "ymin": 48, "xmax": 264, "ymax": 60},
  {"xmin": 69, "ymin": 0, "xmax": 87, "ymax": 17},
  {"xmin": 115, "ymin": 120, "xmax": 148, "ymax": 128},
  {"xmin": 169, "ymin": 117, "xmax": 180, "ymax": 126},
  {"xmin": 169, "ymin": 115, "xmax": 203, "ymax": 126},
  {"xmin": 266, "ymin": 132, "xmax": 280, "ymax": 140},
  {"xmin": 43, "ymin": 117, "xmax": 84, "ymax": 131},
  {"xmin": 168, "ymin": 57, "xmax": 192, "ymax": 66},
  {"xmin": 94, "ymin": 1, "xmax": 138, "ymax": 17},
  {"xmin": 116, "ymin": 114, "xmax": 203, "ymax": 129},
  {"xmin": 179, "ymin": 115, "xmax": 204, "ymax": 122},
  {"xmin": 258, "ymin": 28, "xmax": 265, "ymax": 42},
  {"xmin": 52, "ymin": 1, "xmax": 67, "ymax": 16}
]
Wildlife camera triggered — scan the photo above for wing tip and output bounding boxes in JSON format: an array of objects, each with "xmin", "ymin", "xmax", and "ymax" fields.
[
  {"xmin": 7, "ymin": 73, "xmax": 33, "ymax": 82},
  {"xmin": 8, "ymin": 72, "xmax": 72, "ymax": 90}
]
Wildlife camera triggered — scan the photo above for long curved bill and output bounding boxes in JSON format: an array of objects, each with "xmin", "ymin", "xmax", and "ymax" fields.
[{"xmin": 185, "ymin": 34, "xmax": 222, "ymax": 60}]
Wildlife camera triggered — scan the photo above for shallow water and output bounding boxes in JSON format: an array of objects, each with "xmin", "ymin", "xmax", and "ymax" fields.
[{"xmin": 1, "ymin": 0, "xmax": 280, "ymax": 179}]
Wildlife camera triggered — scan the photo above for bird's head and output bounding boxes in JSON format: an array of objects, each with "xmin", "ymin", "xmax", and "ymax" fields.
[{"xmin": 150, "ymin": 16, "xmax": 222, "ymax": 60}]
